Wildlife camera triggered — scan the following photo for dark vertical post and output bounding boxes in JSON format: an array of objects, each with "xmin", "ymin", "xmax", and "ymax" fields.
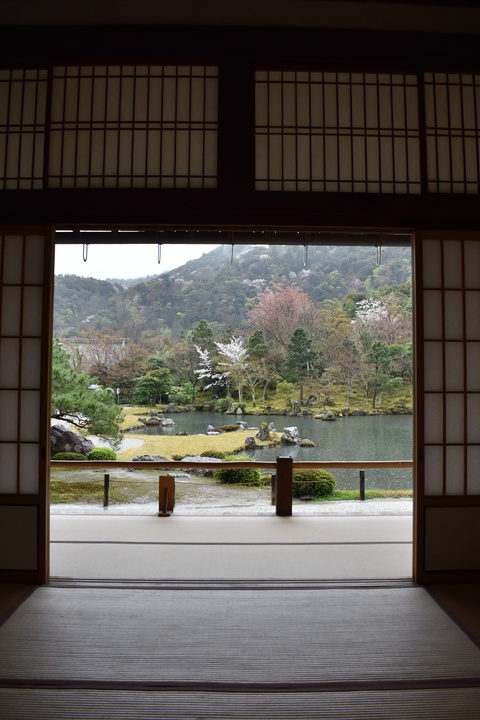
[
  {"xmin": 276, "ymin": 456, "xmax": 293, "ymax": 516},
  {"xmin": 158, "ymin": 474, "xmax": 175, "ymax": 516},
  {"xmin": 271, "ymin": 473, "xmax": 276, "ymax": 506},
  {"xmin": 103, "ymin": 473, "xmax": 110, "ymax": 507},
  {"xmin": 359, "ymin": 470, "xmax": 365, "ymax": 501}
]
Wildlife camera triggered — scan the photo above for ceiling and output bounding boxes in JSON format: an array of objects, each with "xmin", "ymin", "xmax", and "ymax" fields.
[{"xmin": 2, "ymin": 0, "xmax": 480, "ymax": 34}]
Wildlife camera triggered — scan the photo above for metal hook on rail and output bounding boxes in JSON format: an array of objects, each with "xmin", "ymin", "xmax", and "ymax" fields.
[
  {"xmin": 158, "ymin": 243, "xmax": 162, "ymax": 265},
  {"xmin": 82, "ymin": 243, "xmax": 88, "ymax": 262},
  {"xmin": 304, "ymin": 233, "xmax": 311, "ymax": 268},
  {"xmin": 375, "ymin": 243, "xmax": 383, "ymax": 267}
]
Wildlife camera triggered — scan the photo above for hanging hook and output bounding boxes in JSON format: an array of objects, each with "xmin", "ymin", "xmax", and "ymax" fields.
[
  {"xmin": 375, "ymin": 243, "xmax": 383, "ymax": 268},
  {"xmin": 82, "ymin": 243, "xmax": 88, "ymax": 262},
  {"xmin": 157, "ymin": 244, "xmax": 162, "ymax": 265},
  {"xmin": 304, "ymin": 233, "xmax": 310, "ymax": 268},
  {"xmin": 231, "ymin": 231, "xmax": 235, "ymax": 264}
]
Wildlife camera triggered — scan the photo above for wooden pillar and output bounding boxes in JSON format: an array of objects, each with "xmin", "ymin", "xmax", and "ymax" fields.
[
  {"xmin": 158, "ymin": 475, "xmax": 175, "ymax": 517},
  {"xmin": 275, "ymin": 456, "xmax": 293, "ymax": 516}
]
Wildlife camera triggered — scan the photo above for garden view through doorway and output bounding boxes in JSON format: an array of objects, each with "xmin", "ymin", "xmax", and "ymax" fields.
[{"xmin": 49, "ymin": 234, "xmax": 414, "ymax": 581}]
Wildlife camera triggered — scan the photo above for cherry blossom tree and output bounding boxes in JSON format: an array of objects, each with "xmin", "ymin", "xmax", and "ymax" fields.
[{"xmin": 247, "ymin": 282, "xmax": 316, "ymax": 349}]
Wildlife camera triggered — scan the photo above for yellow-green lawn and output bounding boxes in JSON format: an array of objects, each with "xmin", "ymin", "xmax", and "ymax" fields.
[{"xmin": 117, "ymin": 429, "xmax": 276, "ymax": 460}]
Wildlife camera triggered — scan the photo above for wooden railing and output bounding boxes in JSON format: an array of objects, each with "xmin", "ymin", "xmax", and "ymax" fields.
[{"xmin": 50, "ymin": 458, "xmax": 413, "ymax": 516}]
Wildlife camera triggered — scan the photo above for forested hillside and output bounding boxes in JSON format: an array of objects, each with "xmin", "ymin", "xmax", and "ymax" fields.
[
  {"xmin": 54, "ymin": 244, "xmax": 411, "ymax": 338},
  {"xmin": 53, "ymin": 244, "xmax": 412, "ymax": 413}
]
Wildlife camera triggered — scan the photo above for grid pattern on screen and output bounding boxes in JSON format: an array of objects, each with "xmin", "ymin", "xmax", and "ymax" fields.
[
  {"xmin": 47, "ymin": 65, "xmax": 218, "ymax": 189},
  {"xmin": 424, "ymin": 73, "xmax": 480, "ymax": 194},
  {"xmin": 0, "ymin": 70, "xmax": 47, "ymax": 190},
  {"xmin": 422, "ymin": 238, "xmax": 480, "ymax": 496},
  {"xmin": 255, "ymin": 71, "xmax": 421, "ymax": 193},
  {"xmin": 0, "ymin": 235, "xmax": 46, "ymax": 495}
]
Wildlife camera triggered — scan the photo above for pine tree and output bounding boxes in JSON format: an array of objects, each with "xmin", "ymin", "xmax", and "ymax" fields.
[{"xmin": 285, "ymin": 328, "xmax": 318, "ymax": 404}]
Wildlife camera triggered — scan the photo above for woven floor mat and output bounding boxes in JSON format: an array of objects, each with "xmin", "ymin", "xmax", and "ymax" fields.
[{"xmin": 0, "ymin": 586, "xmax": 479, "ymax": 686}]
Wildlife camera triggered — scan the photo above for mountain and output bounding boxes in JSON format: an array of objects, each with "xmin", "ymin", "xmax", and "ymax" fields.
[{"xmin": 53, "ymin": 244, "xmax": 411, "ymax": 338}]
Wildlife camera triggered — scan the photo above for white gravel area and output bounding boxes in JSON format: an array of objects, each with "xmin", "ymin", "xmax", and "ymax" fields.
[
  {"xmin": 87, "ymin": 436, "xmax": 145, "ymax": 451},
  {"xmin": 51, "ymin": 497, "xmax": 412, "ymax": 516}
]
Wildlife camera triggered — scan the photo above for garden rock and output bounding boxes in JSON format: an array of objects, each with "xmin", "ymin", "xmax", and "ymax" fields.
[
  {"xmin": 245, "ymin": 436, "xmax": 257, "ymax": 449},
  {"xmin": 281, "ymin": 426, "xmax": 301, "ymax": 444},
  {"xmin": 181, "ymin": 456, "xmax": 222, "ymax": 476},
  {"xmin": 316, "ymin": 410, "xmax": 337, "ymax": 421},
  {"xmin": 51, "ymin": 425, "xmax": 94, "ymax": 456},
  {"xmin": 225, "ymin": 402, "xmax": 239, "ymax": 414},
  {"xmin": 132, "ymin": 455, "xmax": 169, "ymax": 462},
  {"xmin": 166, "ymin": 404, "xmax": 181, "ymax": 413},
  {"xmin": 300, "ymin": 438, "xmax": 316, "ymax": 447},
  {"xmin": 255, "ymin": 424, "xmax": 271, "ymax": 441},
  {"xmin": 307, "ymin": 395, "xmax": 318, "ymax": 405}
]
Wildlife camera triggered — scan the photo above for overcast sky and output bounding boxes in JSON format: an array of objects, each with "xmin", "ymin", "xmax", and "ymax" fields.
[{"xmin": 54, "ymin": 243, "xmax": 221, "ymax": 280}]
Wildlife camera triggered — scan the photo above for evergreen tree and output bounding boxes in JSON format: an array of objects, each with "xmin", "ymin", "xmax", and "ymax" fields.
[
  {"xmin": 285, "ymin": 328, "xmax": 318, "ymax": 404},
  {"xmin": 133, "ymin": 368, "xmax": 172, "ymax": 405},
  {"xmin": 51, "ymin": 340, "xmax": 123, "ymax": 438}
]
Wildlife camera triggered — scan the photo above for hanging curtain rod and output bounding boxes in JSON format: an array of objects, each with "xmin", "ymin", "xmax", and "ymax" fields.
[{"xmin": 55, "ymin": 230, "xmax": 411, "ymax": 247}]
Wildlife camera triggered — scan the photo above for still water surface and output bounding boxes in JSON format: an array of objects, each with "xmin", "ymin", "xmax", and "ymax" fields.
[{"xmin": 131, "ymin": 412, "xmax": 413, "ymax": 491}]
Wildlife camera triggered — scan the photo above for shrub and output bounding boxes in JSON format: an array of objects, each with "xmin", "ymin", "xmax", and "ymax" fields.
[
  {"xmin": 52, "ymin": 452, "xmax": 87, "ymax": 461},
  {"xmin": 88, "ymin": 447, "xmax": 117, "ymax": 461},
  {"xmin": 292, "ymin": 469, "xmax": 336, "ymax": 498},
  {"xmin": 214, "ymin": 397, "xmax": 231, "ymax": 412},
  {"xmin": 200, "ymin": 450, "xmax": 226, "ymax": 459},
  {"xmin": 213, "ymin": 467, "xmax": 263, "ymax": 486},
  {"xmin": 172, "ymin": 454, "xmax": 185, "ymax": 461}
]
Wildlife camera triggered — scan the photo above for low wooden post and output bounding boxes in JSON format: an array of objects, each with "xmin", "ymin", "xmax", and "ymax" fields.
[
  {"xmin": 359, "ymin": 470, "xmax": 365, "ymax": 501},
  {"xmin": 103, "ymin": 474, "xmax": 110, "ymax": 508},
  {"xmin": 158, "ymin": 474, "xmax": 175, "ymax": 516},
  {"xmin": 271, "ymin": 474, "xmax": 276, "ymax": 505},
  {"xmin": 275, "ymin": 456, "xmax": 293, "ymax": 516}
]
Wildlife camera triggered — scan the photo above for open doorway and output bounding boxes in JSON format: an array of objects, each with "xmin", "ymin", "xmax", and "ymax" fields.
[{"xmin": 49, "ymin": 230, "xmax": 414, "ymax": 582}]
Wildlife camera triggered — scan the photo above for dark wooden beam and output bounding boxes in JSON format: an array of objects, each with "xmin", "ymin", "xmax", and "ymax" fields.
[
  {"xmin": 1, "ymin": 25, "xmax": 480, "ymax": 72},
  {"xmin": 2, "ymin": 188, "xmax": 480, "ymax": 230}
]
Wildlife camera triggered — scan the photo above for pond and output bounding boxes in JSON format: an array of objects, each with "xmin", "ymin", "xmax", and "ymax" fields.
[{"xmin": 130, "ymin": 411, "xmax": 413, "ymax": 491}]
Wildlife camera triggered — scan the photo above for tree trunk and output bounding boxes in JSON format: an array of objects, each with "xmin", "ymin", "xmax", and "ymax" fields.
[
  {"xmin": 262, "ymin": 380, "xmax": 268, "ymax": 403},
  {"xmin": 299, "ymin": 383, "xmax": 304, "ymax": 404}
]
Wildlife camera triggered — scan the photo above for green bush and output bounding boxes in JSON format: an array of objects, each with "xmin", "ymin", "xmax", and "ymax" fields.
[
  {"xmin": 214, "ymin": 397, "xmax": 231, "ymax": 412},
  {"xmin": 213, "ymin": 424, "xmax": 240, "ymax": 432},
  {"xmin": 88, "ymin": 447, "xmax": 117, "ymax": 461},
  {"xmin": 213, "ymin": 467, "xmax": 263, "ymax": 486},
  {"xmin": 292, "ymin": 469, "xmax": 336, "ymax": 498},
  {"xmin": 52, "ymin": 452, "xmax": 87, "ymax": 461},
  {"xmin": 200, "ymin": 450, "xmax": 226, "ymax": 459},
  {"xmin": 172, "ymin": 454, "xmax": 185, "ymax": 461}
]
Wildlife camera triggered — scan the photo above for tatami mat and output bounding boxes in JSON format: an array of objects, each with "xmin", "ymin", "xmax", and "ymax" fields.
[
  {"xmin": 50, "ymin": 515, "xmax": 413, "ymax": 543},
  {"xmin": 50, "ymin": 515, "xmax": 413, "ymax": 580},
  {"xmin": 1, "ymin": 586, "xmax": 479, "ymax": 684},
  {"xmin": 2, "ymin": 688, "xmax": 480, "ymax": 719}
]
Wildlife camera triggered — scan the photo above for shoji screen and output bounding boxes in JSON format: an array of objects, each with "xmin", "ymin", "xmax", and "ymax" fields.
[
  {"xmin": 415, "ymin": 232, "xmax": 480, "ymax": 580},
  {"xmin": 255, "ymin": 71, "xmax": 421, "ymax": 193},
  {"xmin": 48, "ymin": 65, "xmax": 218, "ymax": 189},
  {"xmin": 0, "ymin": 69, "xmax": 47, "ymax": 190},
  {"xmin": 0, "ymin": 232, "xmax": 52, "ymax": 582}
]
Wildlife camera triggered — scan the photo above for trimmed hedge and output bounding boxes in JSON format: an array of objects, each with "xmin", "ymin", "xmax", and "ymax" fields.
[
  {"xmin": 52, "ymin": 452, "xmax": 87, "ymax": 461},
  {"xmin": 88, "ymin": 447, "xmax": 117, "ymax": 461},
  {"xmin": 213, "ymin": 467, "xmax": 263, "ymax": 486},
  {"xmin": 200, "ymin": 450, "xmax": 227, "ymax": 459},
  {"xmin": 292, "ymin": 469, "xmax": 336, "ymax": 498}
]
